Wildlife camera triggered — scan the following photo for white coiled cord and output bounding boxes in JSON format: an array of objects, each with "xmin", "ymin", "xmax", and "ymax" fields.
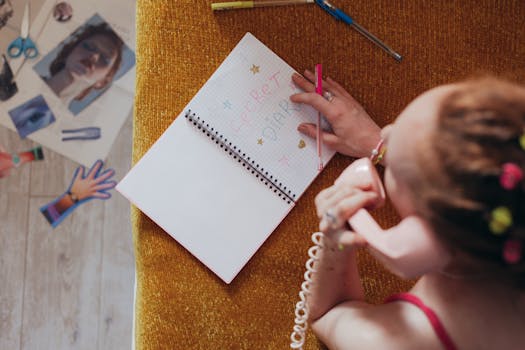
[{"xmin": 290, "ymin": 231, "xmax": 324, "ymax": 349}]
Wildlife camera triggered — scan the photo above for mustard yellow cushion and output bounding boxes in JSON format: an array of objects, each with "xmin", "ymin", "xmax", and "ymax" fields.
[{"xmin": 132, "ymin": 1, "xmax": 525, "ymax": 348}]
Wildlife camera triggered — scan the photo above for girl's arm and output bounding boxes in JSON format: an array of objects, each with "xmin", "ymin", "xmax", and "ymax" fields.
[
  {"xmin": 306, "ymin": 176, "xmax": 441, "ymax": 348},
  {"xmin": 306, "ymin": 231, "xmax": 365, "ymax": 322}
]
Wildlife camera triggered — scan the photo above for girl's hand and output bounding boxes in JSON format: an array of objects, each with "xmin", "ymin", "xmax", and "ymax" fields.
[
  {"xmin": 290, "ymin": 70, "xmax": 382, "ymax": 158},
  {"xmin": 315, "ymin": 184, "xmax": 379, "ymax": 250},
  {"xmin": 315, "ymin": 158, "xmax": 385, "ymax": 249},
  {"xmin": 316, "ymin": 182, "xmax": 379, "ymax": 233}
]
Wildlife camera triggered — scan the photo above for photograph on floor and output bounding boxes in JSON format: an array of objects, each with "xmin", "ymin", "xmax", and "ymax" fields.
[
  {"xmin": 8, "ymin": 94, "xmax": 56, "ymax": 138},
  {"xmin": 33, "ymin": 13, "xmax": 135, "ymax": 115}
]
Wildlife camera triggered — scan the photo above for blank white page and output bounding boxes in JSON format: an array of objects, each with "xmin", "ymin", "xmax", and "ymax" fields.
[{"xmin": 117, "ymin": 112, "xmax": 292, "ymax": 283}]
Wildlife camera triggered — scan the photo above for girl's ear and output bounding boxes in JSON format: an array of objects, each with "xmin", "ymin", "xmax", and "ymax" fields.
[{"xmin": 349, "ymin": 209, "xmax": 451, "ymax": 279}]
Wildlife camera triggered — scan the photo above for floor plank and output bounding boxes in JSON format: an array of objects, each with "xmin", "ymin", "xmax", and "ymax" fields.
[
  {"xmin": 29, "ymin": 143, "xmax": 75, "ymax": 197},
  {"xmin": 0, "ymin": 192, "xmax": 29, "ymax": 350},
  {"xmin": 21, "ymin": 197, "xmax": 104, "ymax": 350},
  {"xmin": 0, "ymin": 127, "xmax": 34, "ymax": 195},
  {"xmin": 0, "ymin": 112, "xmax": 134, "ymax": 350},
  {"xmin": 98, "ymin": 116, "xmax": 134, "ymax": 350}
]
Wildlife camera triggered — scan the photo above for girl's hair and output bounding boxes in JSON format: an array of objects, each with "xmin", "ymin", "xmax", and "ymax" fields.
[
  {"xmin": 415, "ymin": 78, "xmax": 525, "ymax": 288},
  {"xmin": 50, "ymin": 22, "xmax": 124, "ymax": 100}
]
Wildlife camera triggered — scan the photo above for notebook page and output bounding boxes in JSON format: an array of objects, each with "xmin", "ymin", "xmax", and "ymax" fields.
[
  {"xmin": 117, "ymin": 110, "xmax": 292, "ymax": 283},
  {"xmin": 188, "ymin": 33, "xmax": 335, "ymax": 200}
]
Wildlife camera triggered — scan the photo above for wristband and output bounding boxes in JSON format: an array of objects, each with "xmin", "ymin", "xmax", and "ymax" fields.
[{"xmin": 370, "ymin": 139, "xmax": 387, "ymax": 165}]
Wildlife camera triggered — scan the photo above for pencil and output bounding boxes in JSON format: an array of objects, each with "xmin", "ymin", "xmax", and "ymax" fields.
[{"xmin": 212, "ymin": 0, "xmax": 314, "ymax": 11}]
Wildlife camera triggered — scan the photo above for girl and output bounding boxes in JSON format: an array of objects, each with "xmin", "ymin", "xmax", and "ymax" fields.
[{"xmin": 290, "ymin": 72, "xmax": 525, "ymax": 349}]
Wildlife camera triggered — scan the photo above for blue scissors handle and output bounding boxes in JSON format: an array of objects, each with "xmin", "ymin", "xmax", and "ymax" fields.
[{"xmin": 7, "ymin": 37, "xmax": 39, "ymax": 59}]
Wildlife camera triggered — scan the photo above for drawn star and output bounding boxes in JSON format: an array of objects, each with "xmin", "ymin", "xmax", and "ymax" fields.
[
  {"xmin": 250, "ymin": 64, "xmax": 260, "ymax": 74},
  {"xmin": 257, "ymin": 138, "xmax": 264, "ymax": 145},
  {"xmin": 223, "ymin": 100, "xmax": 232, "ymax": 109}
]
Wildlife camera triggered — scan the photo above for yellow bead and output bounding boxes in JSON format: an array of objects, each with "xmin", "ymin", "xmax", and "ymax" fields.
[
  {"xmin": 490, "ymin": 206, "xmax": 512, "ymax": 235},
  {"xmin": 519, "ymin": 133, "xmax": 525, "ymax": 151}
]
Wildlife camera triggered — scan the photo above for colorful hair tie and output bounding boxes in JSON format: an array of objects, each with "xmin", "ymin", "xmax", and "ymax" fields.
[
  {"xmin": 503, "ymin": 238, "xmax": 522, "ymax": 264},
  {"xmin": 499, "ymin": 163, "xmax": 523, "ymax": 190},
  {"xmin": 489, "ymin": 206, "xmax": 513, "ymax": 235}
]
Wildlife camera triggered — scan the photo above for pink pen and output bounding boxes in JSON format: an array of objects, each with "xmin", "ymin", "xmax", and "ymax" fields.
[{"xmin": 314, "ymin": 64, "xmax": 323, "ymax": 171}]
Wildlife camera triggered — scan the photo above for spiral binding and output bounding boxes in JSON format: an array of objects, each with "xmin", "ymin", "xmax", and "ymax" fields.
[
  {"xmin": 290, "ymin": 231, "xmax": 324, "ymax": 349},
  {"xmin": 185, "ymin": 110, "xmax": 296, "ymax": 204}
]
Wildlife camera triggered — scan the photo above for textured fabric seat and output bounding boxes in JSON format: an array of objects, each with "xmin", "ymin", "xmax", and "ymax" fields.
[{"xmin": 132, "ymin": 1, "xmax": 525, "ymax": 348}]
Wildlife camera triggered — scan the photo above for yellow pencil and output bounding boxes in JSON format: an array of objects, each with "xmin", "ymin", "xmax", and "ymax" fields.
[{"xmin": 212, "ymin": 0, "xmax": 314, "ymax": 11}]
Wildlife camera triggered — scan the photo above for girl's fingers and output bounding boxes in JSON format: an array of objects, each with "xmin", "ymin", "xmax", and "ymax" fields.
[
  {"xmin": 297, "ymin": 123, "xmax": 341, "ymax": 150},
  {"xmin": 303, "ymin": 70, "xmax": 348, "ymax": 100},
  {"xmin": 319, "ymin": 191, "xmax": 378, "ymax": 232},
  {"xmin": 333, "ymin": 192, "xmax": 378, "ymax": 221},
  {"xmin": 291, "ymin": 72, "xmax": 315, "ymax": 92},
  {"xmin": 315, "ymin": 185, "xmax": 341, "ymax": 218},
  {"xmin": 290, "ymin": 92, "xmax": 336, "ymax": 119},
  {"xmin": 333, "ymin": 230, "xmax": 368, "ymax": 248},
  {"xmin": 315, "ymin": 183, "xmax": 356, "ymax": 219},
  {"xmin": 318, "ymin": 186, "xmax": 360, "ymax": 221},
  {"xmin": 325, "ymin": 76, "xmax": 354, "ymax": 100}
]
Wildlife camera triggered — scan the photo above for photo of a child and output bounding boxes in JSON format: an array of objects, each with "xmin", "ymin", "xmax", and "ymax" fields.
[{"xmin": 33, "ymin": 14, "xmax": 135, "ymax": 115}]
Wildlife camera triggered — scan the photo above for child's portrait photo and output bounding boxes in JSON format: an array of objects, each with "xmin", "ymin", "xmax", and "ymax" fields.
[{"xmin": 33, "ymin": 14, "xmax": 135, "ymax": 115}]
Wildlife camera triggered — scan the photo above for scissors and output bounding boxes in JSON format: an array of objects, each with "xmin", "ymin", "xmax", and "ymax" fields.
[{"xmin": 7, "ymin": 2, "xmax": 39, "ymax": 59}]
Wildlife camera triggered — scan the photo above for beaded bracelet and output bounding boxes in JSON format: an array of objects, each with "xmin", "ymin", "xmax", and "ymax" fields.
[{"xmin": 370, "ymin": 139, "xmax": 387, "ymax": 165}]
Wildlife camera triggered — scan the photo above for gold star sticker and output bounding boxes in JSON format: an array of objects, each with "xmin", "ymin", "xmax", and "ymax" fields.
[
  {"xmin": 250, "ymin": 64, "xmax": 260, "ymax": 74},
  {"xmin": 257, "ymin": 138, "xmax": 263, "ymax": 145}
]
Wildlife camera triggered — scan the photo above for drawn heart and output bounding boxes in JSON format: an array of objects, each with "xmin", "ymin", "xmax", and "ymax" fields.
[{"xmin": 298, "ymin": 139, "xmax": 306, "ymax": 149}]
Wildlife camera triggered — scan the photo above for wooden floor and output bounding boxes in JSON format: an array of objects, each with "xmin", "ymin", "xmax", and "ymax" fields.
[{"xmin": 0, "ymin": 114, "xmax": 135, "ymax": 350}]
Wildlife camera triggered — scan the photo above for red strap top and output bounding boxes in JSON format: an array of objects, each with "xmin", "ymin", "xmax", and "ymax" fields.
[{"xmin": 385, "ymin": 293, "xmax": 458, "ymax": 350}]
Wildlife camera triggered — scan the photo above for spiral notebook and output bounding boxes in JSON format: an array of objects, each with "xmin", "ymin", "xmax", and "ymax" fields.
[{"xmin": 116, "ymin": 33, "xmax": 335, "ymax": 283}]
